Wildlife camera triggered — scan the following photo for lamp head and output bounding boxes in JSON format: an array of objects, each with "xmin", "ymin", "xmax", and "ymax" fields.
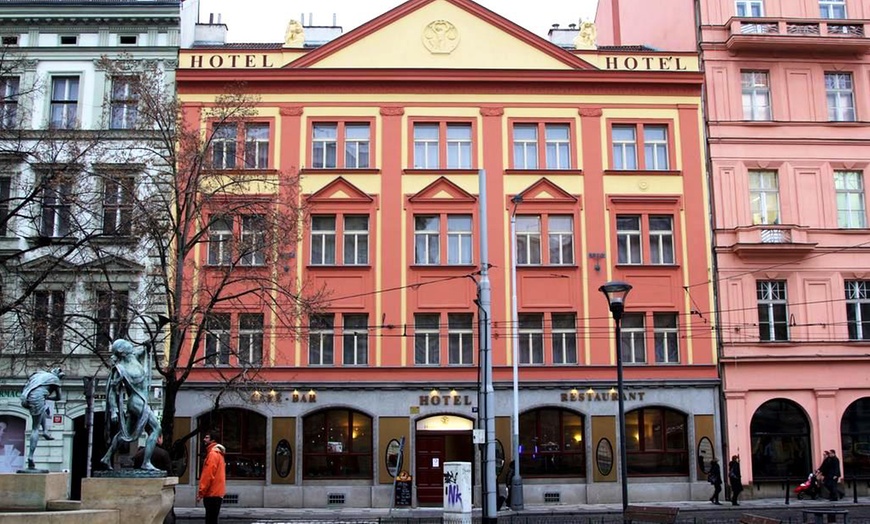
[
  {"xmin": 599, "ymin": 281, "xmax": 632, "ymax": 319},
  {"xmin": 511, "ymin": 195, "xmax": 523, "ymax": 204}
]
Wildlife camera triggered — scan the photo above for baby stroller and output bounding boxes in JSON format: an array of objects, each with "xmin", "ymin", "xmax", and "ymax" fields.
[{"xmin": 795, "ymin": 472, "xmax": 821, "ymax": 500}]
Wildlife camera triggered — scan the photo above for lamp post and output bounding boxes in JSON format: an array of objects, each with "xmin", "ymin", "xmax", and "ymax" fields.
[
  {"xmin": 508, "ymin": 194, "xmax": 524, "ymax": 510},
  {"xmin": 599, "ymin": 280, "xmax": 632, "ymax": 512},
  {"xmin": 82, "ymin": 376, "xmax": 98, "ymax": 479}
]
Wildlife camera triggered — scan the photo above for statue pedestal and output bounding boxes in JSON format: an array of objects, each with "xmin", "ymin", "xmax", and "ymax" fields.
[
  {"xmin": 0, "ymin": 472, "xmax": 67, "ymax": 511},
  {"xmin": 82, "ymin": 476, "xmax": 177, "ymax": 524}
]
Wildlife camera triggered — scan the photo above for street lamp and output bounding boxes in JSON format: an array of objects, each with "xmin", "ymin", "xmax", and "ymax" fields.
[
  {"xmin": 82, "ymin": 376, "xmax": 99, "ymax": 479},
  {"xmin": 599, "ymin": 280, "xmax": 632, "ymax": 512},
  {"xmin": 508, "ymin": 194, "xmax": 524, "ymax": 510}
]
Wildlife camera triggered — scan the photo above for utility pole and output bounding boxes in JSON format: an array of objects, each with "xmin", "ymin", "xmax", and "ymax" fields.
[{"xmin": 478, "ymin": 169, "xmax": 497, "ymax": 523}]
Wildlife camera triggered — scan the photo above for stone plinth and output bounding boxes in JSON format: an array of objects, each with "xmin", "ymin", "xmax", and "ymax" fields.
[
  {"xmin": 0, "ymin": 509, "xmax": 118, "ymax": 524},
  {"xmin": 82, "ymin": 476, "xmax": 178, "ymax": 524},
  {"xmin": 0, "ymin": 472, "xmax": 67, "ymax": 511}
]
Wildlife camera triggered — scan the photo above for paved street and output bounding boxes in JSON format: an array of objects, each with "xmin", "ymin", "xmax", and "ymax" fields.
[{"xmin": 176, "ymin": 495, "xmax": 870, "ymax": 523}]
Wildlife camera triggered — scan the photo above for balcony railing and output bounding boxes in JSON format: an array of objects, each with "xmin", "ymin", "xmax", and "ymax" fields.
[
  {"xmin": 729, "ymin": 225, "xmax": 816, "ymax": 258},
  {"xmin": 727, "ymin": 18, "xmax": 870, "ymax": 54}
]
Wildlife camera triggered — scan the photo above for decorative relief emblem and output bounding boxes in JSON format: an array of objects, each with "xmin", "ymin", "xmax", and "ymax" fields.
[{"xmin": 422, "ymin": 20, "xmax": 460, "ymax": 54}]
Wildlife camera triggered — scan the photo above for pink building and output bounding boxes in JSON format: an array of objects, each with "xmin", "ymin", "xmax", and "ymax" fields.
[{"xmin": 600, "ymin": 0, "xmax": 870, "ymax": 497}]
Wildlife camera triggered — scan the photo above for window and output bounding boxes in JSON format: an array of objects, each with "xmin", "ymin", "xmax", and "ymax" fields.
[
  {"xmin": 244, "ymin": 124, "xmax": 269, "ymax": 169},
  {"xmin": 518, "ymin": 313, "xmax": 544, "ymax": 364},
  {"xmin": 611, "ymin": 123, "xmax": 671, "ymax": 171},
  {"xmin": 59, "ymin": 35, "xmax": 77, "ymax": 45},
  {"xmin": 750, "ymin": 399, "xmax": 811, "ymax": 480},
  {"xmin": 845, "ymin": 281, "xmax": 870, "ymax": 340},
  {"xmin": 198, "ymin": 408, "xmax": 267, "ymax": 479},
  {"xmin": 0, "ymin": 176, "xmax": 10, "ymax": 236},
  {"xmin": 204, "ymin": 313, "xmax": 231, "ymax": 366},
  {"xmin": 95, "ymin": 290, "xmax": 128, "ymax": 351},
  {"xmin": 621, "ymin": 313, "xmax": 646, "ymax": 364},
  {"xmin": 342, "ymin": 314, "xmax": 368, "ymax": 366},
  {"xmin": 757, "ymin": 280, "xmax": 788, "ymax": 341},
  {"xmin": 841, "ymin": 398, "xmax": 870, "ymax": 479},
  {"xmin": 625, "ymin": 407, "xmax": 688, "ymax": 475},
  {"xmin": 343, "ymin": 215, "xmax": 369, "ymax": 265},
  {"xmin": 447, "ymin": 215, "xmax": 472, "ymax": 265},
  {"xmin": 835, "ymin": 171, "xmax": 866, "ymax": 228},
  {"xmin": 240, "ymin": 215, "xmax": 266, "ymax": 266},
  {"xmin": 207, "ymin": 216, "xmax": 232, "ymax": 265},
  {"xmin": 303, "ymin": 409, "xmax": 372, "ymax": 479},
  {"xmin": 736, "ymin": 0, "xmax": 764, "ymax": 16},
  {"xmin": 414, "ymin": 215, "xmax": 439, "ymax": 264},
  {"xmin": 211, "ymin": 124, "xmax": 237, "ymax": 169},
  {"xmin": 0, "ymin": 77, "xmax": 19, "ymax": 128},
  {"xmin": 653, "ymin": 313, "xmax": 679, "ymax": 363},
  {"xmin": 1, "ymin": 36, "xmax": 18, "ymax": 46},
  {"xmin": 820, "ymin": 0, "xmax": 846, "ymax": 19},
  {"xmin": 119, "ymin": 35, "xmax": 138, "ymax": 45},
  {"xmin": 311, "ymin": 122, "xmax": 370, "ymax": 169},
  {"xmin": 311, "ymin": 215, "xmax": 336, "ymax": 265},
  {"xmin": 32, "ymin": 290, "xmax": 64, "ymax": 353},
  {"xmin": 110, "ymin": 77, "xmax": 138, "ymax": 130},
  {"xmin": 102, "ymin": 175, "xmax": 133, "ymax": 236},
  {"xmin": 50, "ymin": 76, "xmax": 78, "ymax": 129},
  {"xmin": 649, "ymin": 216, "xmax": 675, "ymax": 265},
  {"xmin": 644, "ymin": 126, "xmax": 669, "ymax": 170},
  {"xmin": 518, "ymin": 408, "xmax": 585, "ymax": 477},
  {"xmin": 742, "ymin": 71, "xmax": 771, "ymax": 121},
  {"xmin": 239, "ymin": 313, "xmax": 263, "ymax": 366},
  {"xmin": 548, "ymin": 215, "xmax": 574, "ymax": 265},
  {"xmin": 448, "ymin": 313, "xmax": 473, "ymax": 365},
  {"xmin": 308, "ymin": 314, "xmax": 334, "ymax": 365},
  {"xmin": 516, "ymin": 215, "xmax": 541, "ymax": 265},
  {"xmin": 512, "ymin": 123, "xmax": 572, "ymax": 170},
  {"xmin": 749, "ymin": 170, "xmax": 780, "ymax": 225},
  {"xmin": 616, "ymin": 215, "xmax": 641, "ymax": 264},
  {"xmin": 826, "ymin": 73, "xmax": 855, "ymax": 122},
  {"xmin": 413, "ymin": 122, "xmax": 473, "ymax": 169},
  {"xmin": 40, "ymin": 177, "xmax": 72, "ymax": 237},
  {"xmin": 551, "ymin": 313, "xmax": 577, "ymax": 365},
  {"xmin": 414, "ymin": 313, "xmax": 440, "ymax": 365}
]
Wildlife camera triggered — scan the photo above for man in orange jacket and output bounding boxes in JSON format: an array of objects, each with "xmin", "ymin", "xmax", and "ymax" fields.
[{"xmin": 196, "ymin": 430, "xmax": 226, "ymax": 524}]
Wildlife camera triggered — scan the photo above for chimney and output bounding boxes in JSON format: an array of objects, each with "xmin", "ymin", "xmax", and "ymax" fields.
[
  {"xmin": 301, "ymin": 13, "xmax": 305, "ymax": 25},
  {"xmin": 208, "ymin": 12, "xmax": 213, "ymax": 23},
  {"xmin": 547, "ymin": 22, "xmax": 580, "ymax": 49},
  {"xmin": 333, "ymin": 13, "xmax": 337, "ymax": 26}
]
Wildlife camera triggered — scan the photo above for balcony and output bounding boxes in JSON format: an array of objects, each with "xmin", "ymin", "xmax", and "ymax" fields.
[
  {"xmin": 726, "ymin": 224, "xmax": 817, "ymax": 258},
  {"xmin": 726, "ymin": 17, "xmax": 870, "ymax": 54}
]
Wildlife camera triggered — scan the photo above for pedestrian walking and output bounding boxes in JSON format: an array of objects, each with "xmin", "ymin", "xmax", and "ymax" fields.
[
  {"xmin": 728, "ymin": 455, "xmax": 743, "ymax": 506},
  {"xmin": 504, "ymin": 460, "xmax": 515, "ymax": 508},
  {"xmin": 708, "ymin": 458, "xmax": 723, "ymax": 505},
  {"xmin": 197, "ymin": 430, "xmax": 226, "ymax": 524},
  {"xmin": 828, "ymin": 449, "xmax": 842, "ymax": 501}
]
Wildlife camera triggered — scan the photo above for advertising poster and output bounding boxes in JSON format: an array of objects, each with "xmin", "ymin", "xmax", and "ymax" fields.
[{"xmin": 0, "ymin": 415, "xmax": 25, "ymax": 472}]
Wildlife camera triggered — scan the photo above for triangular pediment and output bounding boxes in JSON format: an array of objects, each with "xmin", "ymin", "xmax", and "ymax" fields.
[
  {"xmin": 307, "ymin": 177, "xmax": 374, "ymax": 204},
  {"xmin": 409, "ymin": 176, "xmax": 476, "ymax": 203},
  {"xmin": 19, "ymin": 255, "xmax": 76, "ymax": 273},
  {"xmin": 290, "ymin": 0, "xmax": 593, "ymax": 71},
  {"xmin": 518, "ymin": 178, "xmax": 578, "ymax": 204},
  {"xmin": 81, "ymin": 255, "xmax": 145, "ymax": 273}
]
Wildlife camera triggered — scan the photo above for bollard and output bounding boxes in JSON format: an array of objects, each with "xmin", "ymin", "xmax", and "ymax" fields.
[
  {"xmin": 853, "ymin": 478, "xmax": 858, "ymax": 504},
  {"xmin": 785, "ymin": 477, "xmax": 790, "ymax": 505}
]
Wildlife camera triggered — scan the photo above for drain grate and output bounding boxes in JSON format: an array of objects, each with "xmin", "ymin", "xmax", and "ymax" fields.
[
  {"xmin": 327, "ymin": 493, "xmax": 346, "ymax": 505},
  {"xmin": 544, "ymin": 492, "xmax": 561, "ymax": 503},
  {"xmin": 223, "ymin": 493, "xmax": 239, "ymax": 505}
]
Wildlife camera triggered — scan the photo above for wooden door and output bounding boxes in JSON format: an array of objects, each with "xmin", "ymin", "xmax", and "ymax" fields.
[{"xmin": 415, "ymin": 434, "xmax": 445, "ymax": 505}]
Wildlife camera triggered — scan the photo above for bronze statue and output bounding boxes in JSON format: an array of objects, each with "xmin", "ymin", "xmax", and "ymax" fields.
[
  {"xmin": 20, "ymin": 368, "xmax": 64, "ymax": 470},
  {"xmin": 100, "ymin": 339, "xmax": 162, "ymax": 471}
]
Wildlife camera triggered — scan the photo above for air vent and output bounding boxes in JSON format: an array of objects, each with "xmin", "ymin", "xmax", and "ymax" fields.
[
  {"xmin": 544, "ymin": 492, "xmax": 561, "ymax": 503},
  {"xmin": 60, "ymin": 35, "xmax": 77, "ymax": 45},
  {"xmin": 327, "ymin": 493, "xmax": 346, "ymax": 505},
  {"xmin": 222, "ymin": 494, "xmax": 239, "ymax": 505}
]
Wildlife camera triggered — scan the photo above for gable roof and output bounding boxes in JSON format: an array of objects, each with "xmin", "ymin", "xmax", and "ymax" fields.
[{"xmin": 289, "ymin": 0, "xmax": 594, "ymax": 71}]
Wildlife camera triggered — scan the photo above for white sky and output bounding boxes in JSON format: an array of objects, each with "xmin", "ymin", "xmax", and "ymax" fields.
[{"xmin": 196, "ymin": 0, "xmax": 600, "ymax": 43}]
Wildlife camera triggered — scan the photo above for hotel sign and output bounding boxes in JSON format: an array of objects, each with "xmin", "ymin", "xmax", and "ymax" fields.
[
  {"xmin": 184, "ymin": 53, "xmax": 277, "ymax": 69},
  {"xmin": 603, "ymin": 55, "xmax": 688, "ymax": 71}
]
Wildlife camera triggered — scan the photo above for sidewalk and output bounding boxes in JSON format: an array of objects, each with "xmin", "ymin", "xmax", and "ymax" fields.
[{"xmin": 175, "ymin": 495, "xmax": 870, "ymax": 523}]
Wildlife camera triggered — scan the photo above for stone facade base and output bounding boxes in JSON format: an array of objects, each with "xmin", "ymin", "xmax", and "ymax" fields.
[
  {"xmin": 0, "ymin": 472, "xmax": 67, "ymax": 511},
  {"xmin": 82, "ymin": 476, "xmax": 178, "ymax": 524}
]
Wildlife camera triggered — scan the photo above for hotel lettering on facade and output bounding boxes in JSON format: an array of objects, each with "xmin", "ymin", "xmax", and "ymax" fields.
[{"xmin": 172, "ymin": 0, "xmax": 719, "ymax": 508}]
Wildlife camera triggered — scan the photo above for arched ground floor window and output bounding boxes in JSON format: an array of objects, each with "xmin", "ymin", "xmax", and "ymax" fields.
[
  {"xmin": 303, "ymin": 408, "xmax": 372, "ymax": 479},
  {"xmin": 841, "ymin": 397, "xmax": 870, "ymax": 478},
  {"xmin": 625, "ymin": 406, "xmax": 688, "ymax": 476},
  {"xmin": 198, "ymin": 408, "xmax": 266, "ymax": 479},
  {"xmin": 518, "ymin": 407, "xmax": 585, "ymax": 477},
  {"xmin": 750, "ymin": 398, "xmax": 811, "ymax": 481}
]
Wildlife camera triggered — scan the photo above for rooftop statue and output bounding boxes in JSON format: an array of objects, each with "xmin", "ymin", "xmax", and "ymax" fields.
[
  {"xmin": 574, "ymin": 21, "xmax": 598, "ymax": 50},
  {"xmin": 284, "ymin": 20, "xmax": 304, "ymax": 48},
  {"xmin": 20, "ymin": 368, "xmax": 63, "ymax": 470}
]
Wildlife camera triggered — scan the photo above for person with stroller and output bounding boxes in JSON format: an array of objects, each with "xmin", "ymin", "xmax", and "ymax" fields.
[{"xmin": 708, "ymin": 458, "xmax": 723, "ymax": 505}]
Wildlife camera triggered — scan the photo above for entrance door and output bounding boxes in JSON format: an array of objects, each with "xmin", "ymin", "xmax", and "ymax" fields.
[
  {"xmin": 416, "ymin": 434, "xmax": 445, "ymax": 505},
  {"xmin": 70, "ymin": 413, "xmax": 107, "ymax": 500}
]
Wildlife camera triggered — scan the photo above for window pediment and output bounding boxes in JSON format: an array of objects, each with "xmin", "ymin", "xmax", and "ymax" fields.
[
  {"xmin": 307, "ymin": 177, "xmax": 373, "ymax": 204},
  {"xmin": 516, "ymin": 178, "xmax": 577, "ymax": 205},
  {"xmin": 408, "ymin": 176, "xmax": 476, "ymax": 204}
]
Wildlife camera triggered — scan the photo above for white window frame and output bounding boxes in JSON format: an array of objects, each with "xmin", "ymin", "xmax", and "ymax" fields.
[
  {"xmin": 757, "ymin": 280, "xmax": 789, "ymax": 341},
  {"xmin": 0, "ymin": 76, "xmax": 19, "ymax": 129},
  {"xmin": 102, "ymin": 175, "xmax": 133, "ymax": 236},
  {"xmin": 240, "ymin": 214, "xmax": 266, "ymax": 266},
  {"xmin": 551, "ymin": 313, "xmax": 577, "ymax": 365},
  {"xmin": 343, "ymin": 215, "xmax": 369, "ymax": 265},
  {"xmin": 620, "ymin": 313, "xmax": 646, "ymax": 364},
  {"xmin": 207, "ymin": 215, "xmax": 233, "ymax": 266},
  {"xmin": 448, "ymin": 313, "xmax": 473, "ymax": 366},
  {"xmin": 742, "ymin": 71, "xmax": 772, "ymax": 121},
  {"xmin": 311, "ymin": 215, "xmax": 336, "ymax": 265},
  {"xmin": 446, "ymin": 123, "xmax": 472, "ymax": 169},
  {"xmin": 826, "ymin": 72, "xmax": 856, "ymax": 122},
  {"xmin": 835, "ymin": 171, "xmax": 867, "ymax": 228},
  {"xmin": 414, "ymin": 215, "xmax": 440, "ymax": 265},
  {"xmin": 516, "ymin": 215, "xmax": 542, "ymax": 265},
  {"xmin": 513, "ymin": 124, "xmax": 539, "ymax": 169},
  {"xmin": 616, "ymin": 215, "xmax": 642, "ymax": 264},
  {"xmin": 547, "ymin": 215, "xmax": 574, "ymax": 265},
  {"xmin": 544, "ymin": 124, "xmax": 571, "ymax": 170},
  {"xmin": 612, "ymin": 125, "xmax": 637, "ymax": 170},
  {"xmin": 414, "ymin": 313, "xmax": 440, "ymax": 365},
  {"xmin": 518, "ymin": 313, "xmax": 544, "ymax": 365},
  {"xmin": 95, "ymin": 290, "xmax": 128, "ymax": 350},
  {"xmin": 344, "ymin": 123, "xmax": 370, "ymax": 169},
  {"xmin": 238, "ymin": 313, "xmax": 264, "ymax": 366},
  {"xmin": 205, "ymin": 313, "xmax": 231, "ymax": 366},
  {"xmin": 649, "ymin": 215, "xmax": 675, "ymax": 265},
  {"xmin": 749, "ymin": 170, "xmax": 780, "ymax": 225},
  {"xmin": 643, "ymin": 125, "xmax": 669, "ymax": 170},
  {"xmin": 244, "ymin": 123, "xmax": 269, "ymax": 169},
  {"xmin": 33, "ymin": 290, "xmax": 65, "ymax": 353},
  {"xmin": 50, "ymin": 76, "xmax": 79, "ymax": 129},
  {"xmin": 40, "ymin": 177, "xmax": 72, "ymax": 237},
  {"xmin": 653, "ymin": 313, "xmax": 679, "ymax": 364},
  {"xmin": 820, "ymin": 0, "xmax": 846, "ymax": 19},
  {"xmin": 110, "ymin": 76, "xmax": 138, "ymax": 130},
  {"xmin": 342, "ymin": 313, "xmax": 368, "ymax": 366},
  {"xmin": 211, "ymin": 123, "xmax": 237, "ymax": 169},
  {"xmin": 846, "ymin": 281, "xmax": 870, "ymax": 340},
  {"xmin": 413, "ymin": 123, "xmax": 440, "ymax": 169},
  {"xmin": 308, "ymin": 314, "xmax": 334, "ymax": 365},
  {"xmin": 447, "ymin": 214, "xmax": 472, "ymax": 265},
  {"xmin": 735, "ymin": 0, "xmax": 764, "ymax": 17},
  {"xmin": 312, "ymin": 123, "xmax": 338, "ymax": 169}
]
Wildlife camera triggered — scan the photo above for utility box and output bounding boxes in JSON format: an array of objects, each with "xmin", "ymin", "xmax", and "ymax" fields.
[{"xmin": 443, "ymin": 461, "xmax": 471, "ymax": 523}]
